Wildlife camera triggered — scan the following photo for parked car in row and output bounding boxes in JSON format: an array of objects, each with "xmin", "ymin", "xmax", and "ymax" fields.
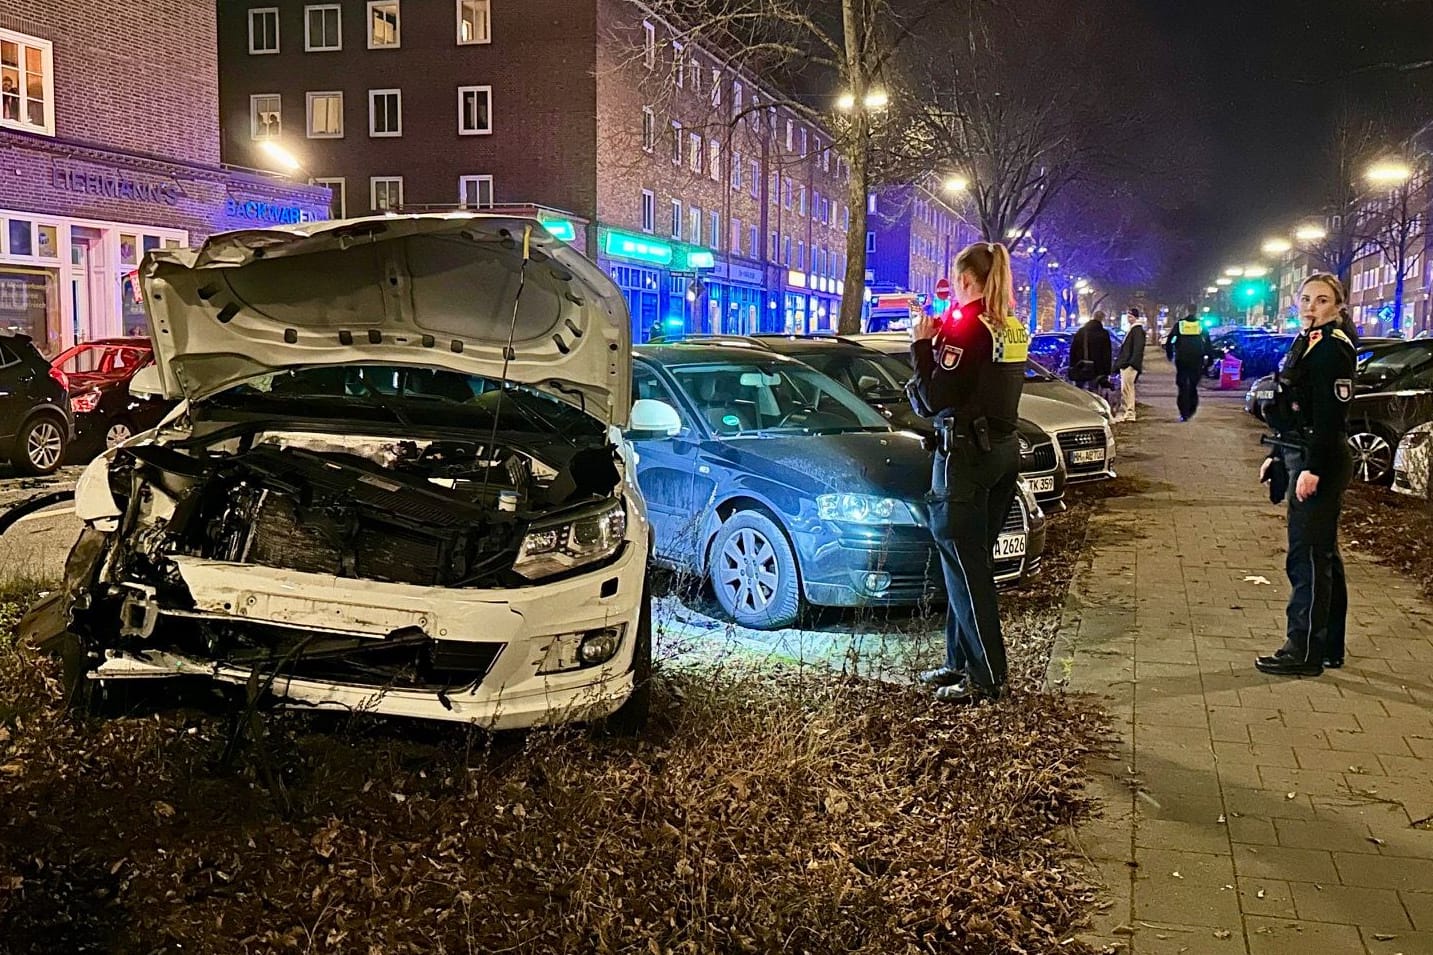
[
  {"xmin": 629, "ymin": 343, "xmax": 1047, "ymax": 629},
  {"xmin": 1392, "ymin": 422, "xmax": 1432, "ymax": 500},
  {"xmin": 30, "ymin": 215, "xmax": 654, "ymax": 732},
  {"xmin": 684, "ymin": 334, "xmax": 1068, "ymax": 511},
  {"xmin": 0, "ymin": 330, "xmax": 73, "ymax": 475},
  {"xmin": 845, "ymin": 332, "xmax": 1116, "ymax": 484},
  {"xmin": 50, "ymin": 338, "xmax": 176, "ymax": 457}
]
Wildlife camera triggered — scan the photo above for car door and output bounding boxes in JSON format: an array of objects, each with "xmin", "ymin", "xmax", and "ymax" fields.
[
  {"xmin": 0, "ymin": 340, "xmax": 28, "ymax": 442},
  {"xmin": 629, "ymin": 362, "xmax": 706, "ymax": 565},
  {"xmin": 1385, "ymin": 365, "xmax": 1433, "ymax": 440}
]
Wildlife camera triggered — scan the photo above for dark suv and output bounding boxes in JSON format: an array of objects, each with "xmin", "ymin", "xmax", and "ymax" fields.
[{"xmin": 0, "ymin": 332, "xmax": 73, "ymax": 475}]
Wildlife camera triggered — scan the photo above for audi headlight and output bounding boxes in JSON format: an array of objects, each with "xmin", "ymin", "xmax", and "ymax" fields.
[
  {"xmin": 514, "ymin": 499, "xmax": 627, "ymax": 580},
  {"xmin": 816, "ymin": 494, "xmax": 918, "ymax": 525}
]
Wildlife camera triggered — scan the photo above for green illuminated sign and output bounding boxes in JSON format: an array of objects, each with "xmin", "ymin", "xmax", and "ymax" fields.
[
  {"xmin": 542, "ymin": 218, "xmax": 577, "ymax": 242},
  {"xmin": 603, "ymin": 230, "xmax": 674, "ymax": 265},
  {"xmin": 684, "ymin": 249, "xmax": 715, "ymax": 270}
]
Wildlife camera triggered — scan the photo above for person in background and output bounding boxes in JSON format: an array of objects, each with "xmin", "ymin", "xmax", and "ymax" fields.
[
  {"xmin": 1113, "ymin": 308, "xmax": 1147, "ymax": 422},
  {"xmin": 1165, "ymin": 313, "xmax": 1213, "ymax": 421},
  {"xmin": 1069, "ymin": 310, "xmax": 1113, "ymax": 392},
  {"xmin": 1256, "ymin": 273, "xmax": 1357, "ymax": 676}
]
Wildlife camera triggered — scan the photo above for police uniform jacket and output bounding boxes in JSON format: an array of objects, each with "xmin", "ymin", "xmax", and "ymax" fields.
[
  {"xmin": 910, "ymin": 298, "xmax": 1028, "ymax": 435},
  {"xmin": 1266, "ymin": 323, "xmax": 1357, "ymax": 477},
  {"xmin": 1166, "ymin": 318, "xmax": 1212, "ymax": 367}
]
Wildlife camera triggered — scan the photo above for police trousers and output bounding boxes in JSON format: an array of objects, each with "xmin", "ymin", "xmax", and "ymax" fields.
[
  {"xmin": 1281, "ymin": 449, "xmax": 1350, "ymax": 664},
  {"xmin": 1175, "ymin": 362, "xmax": 1202, "ymax": 420},
  {"xmin": 928, "ymin": 435, "xmax": 1020, "ymax": 691}
]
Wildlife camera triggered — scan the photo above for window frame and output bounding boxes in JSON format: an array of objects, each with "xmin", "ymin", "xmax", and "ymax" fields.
[
  {"xmin": 368, "ymin": 88, "xmax": 402, "ymax": 137},
  {"xmin": 641, "ymin": 105, "xmax": 654, "ymax": 152},
  {"xmin": 709, "ymin": 210, "xmax": 720, "ymax": 249},
  {"xmin": 312, "ymin": 177, "xmax": 346, "ymax": 218},
  {"xmin": 457, "ymin": 85, "xmax": 493, "ymax": 136},
  {"xmin": 709, "ymin": 139, "xmax": 721, "ymax": 182},
  {"xmin": 672, "ymin": 42, "xmax": 685, "ymax": 87},
  {"xmin": 457, "ymin": 0, "xmax": 491, "ymax": 45},
  {"xmin": 671, "ymin": 120, "xmax": 682, "ymax": 165},
  {"xmin": 248, "ymin": 7, "xmax": 280, "ymax": 54},
  {"xmin": 303, "ymin": 4, "xmax": 342, "ymax": 51},
  {"xmin": 366, "ymin": 0, "xmax": 401, "ymax": 49},
  {"xmin": 305, "ymin": 90, "xmax": 343, "ymax": 138},
  {"xmin": 670, "ymin": 198, "xmax": 683, "ymax": 239},
  {"xmin": 642, "ymin": 21, "xmax": 655, "ymax": 69},
  {"xmin": 370, "ymin": 176, "xmax": 403, "ymax": 212},
  {"xmin": 641, "ymin": 188, "xmax": 656, "ymax": 234},
  {"xmin": 458, "ymin": 174, "xmax": 495, "ymax": 209},
  {"xmin": 249, "ymin": 92, "xmax": 282, "ymax": 140},
  {"xmin": 0, "ymin": 28, "xmax": 56, "ymax": 136}
]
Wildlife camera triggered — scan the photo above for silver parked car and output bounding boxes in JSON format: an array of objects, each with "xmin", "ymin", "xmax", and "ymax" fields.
[{"xmin": 1392, "ymin": 422, "xmax": 1432, "ymax": 500}]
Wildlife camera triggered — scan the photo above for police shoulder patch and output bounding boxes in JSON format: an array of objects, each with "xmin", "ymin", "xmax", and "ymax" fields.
[
  {"xmin": 1334, "ymin": 378, "xmax": 1353, "ymax": 402},
  {"xmin": 1331, "ymin": 328, "xmax": 1354, "ymax": 348},
  {"xmin": 1308, "ymin": 329, "xmax": 1323, "ymax": 345},
  {"xmin": 939, "ymin": 344, "xmax": 963, "ymax": 370}
]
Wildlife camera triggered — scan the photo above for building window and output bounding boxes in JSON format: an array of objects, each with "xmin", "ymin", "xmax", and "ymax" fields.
[
  {"xmin": 731, "ymin": 151, "xmax": 742, "ymax": 191},
  {"xmin": 749, "ymin": 225, "xmax": 758, "ymax": 258},
  {"xmin": 769, "ymin": 232, "xmax": 777, "ymax": 260},
  {"xmin": 689, "ymin": 133, "xmax": 702, "ymax": 173},
  {"xmin": 459, "ymin": 174, "xmax": 494, "ymax": 208},
  {"xmin": 709, "ymin": 210, "xmax": 720, "ymax": 249},
  {"xmin": 248, "ymin": 8, "xmax": 280, "ymax": 53},
  {"xmin": 367, "ymin": 1, "xmax": 400, "ymax": 48},
  {"xmin": 690, "ymin": 58, "xmax": 701, "ymax": 95},
  {"xmin": 304, "ymin": 5, "xmax": 341, "ymax": 50},
  {"xmin": 797, "ymin": 240, "xmax": 804, "ymax": 269},
  {"xmin": 250, "ymin": 93, "xmax": 281, "ymax": 139},
  {"xmin": 670, "ymin": 199, "xmax": 682, "ymax": 238},
  {"xmin": 709, "ymin": 140, "xmax": 721, "ymax": 181},
  {"xmin": 672, "ymin": 43, "xmax": 684, "ymax": 87},
  {"xmin": 785, "ymin": 120, "xmax": 793, "ymax": 151},
  {"xmin": 865, "ymin": 231, "xmax": 875, "ymax": 254},
  {"xmin": 798, "ymin": 126, "xmax": 808, "ymax": 155},
  {"xmin": 368, "ymin": 89, "xmax": 401, "ymax": 136},
  {"xmin": 671, "ymin": 120, "xmax": 682, "ymax": 164},
  {"xmin": 732, "ymin": 81, "xmax": 743, "ymax": 115},
  {"xmin": 306, "ymin": 91, "xmax": 343, "ymax": 137},
  {"xmin": 458, "ymin": 0, "xmax": 490, "ymax": 44},
  {"xmin": 641, "ymin": 189, "xmax": 655, "ymax": 233},
  {"xmin": 749, "ymin": 159, "xmax": 759, "ymax": 199},
  {"xmin": 457, "ymin": 85, "xmax": 492, "ymax": 135},
  {"xmin": 689, "ymin": 206, "xmax": 702, "ymax": 245},
  {"xmin": 371, "ymin": 176, "xmax": 403, "ymax": 212},
  {"xmin": 710, "ymin": 69, "xmax": 721, "ymax": 107},
  {"xmin": 642, "ymin": 21, "xmax": 655, "ymax": 69},
  {"xmin": 797, "ymin": 185, "xmax": 806, "ymax": 216},
  {"xmin": 731, "ymin": 217, "xmax": 741, "ymax": 254},
  {"xmin": 867, "ymin": 193, "xmax": 877, "ymax": 213},
  {"xmin": 783, "ymin": 236, "xmax": 791, "ymax": 265},
  {"xmin": 0, "ymin": 29, "xmax": 55, "ymax": 135},
  {"xmin": 782, "ymin": 178, "xmax": 791, "ymax": 210},
  {"xmin": 313, "ymin": 177, "xmax": 346, "ymax": 218},
  {"xmin": 641, "ymin": 106, "xmax": 654, "ymax": 152}
]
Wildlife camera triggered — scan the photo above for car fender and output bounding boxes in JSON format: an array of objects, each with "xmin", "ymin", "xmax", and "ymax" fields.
[
  {"xmin": 695, "ymin": 478, "xmax": 806, "ymax": 575},
  {"xmin": 74, "ymin": 452, "xmax": 122, "ymax": 529}
]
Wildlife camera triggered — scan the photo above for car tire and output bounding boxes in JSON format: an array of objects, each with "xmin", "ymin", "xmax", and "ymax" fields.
[
  {"xmin": 1348, "ymin": 427, "xmax": 1395, "ymax": 485},
  {"xmin": 104, "ymin": 417, "xmax": 135, "ymax": 451},
  {"xmin": 709, "ymin": 511, "xmax": 801, "ymax": 630},
  {"xmin": 597, "ymin": 585, "xmax": 653, "ymax": 737},
  {"xmin": 13, "ymin": 414, "xmax": 67, "ymax": 476}
]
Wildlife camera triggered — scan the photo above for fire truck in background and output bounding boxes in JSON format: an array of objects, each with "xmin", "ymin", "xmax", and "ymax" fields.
[{"xmin": 864, "ymin": 291, "xmax": 930, "ymax": 332}]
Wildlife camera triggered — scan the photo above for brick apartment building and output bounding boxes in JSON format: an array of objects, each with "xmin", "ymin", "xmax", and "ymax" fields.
[
  {"xmin": 1347, "ymin": 170, "xmax": 1432, "ymax": 335},
  {"xmin": 866, "ymin": 182, "xmax": 977, "ymax": 303},
  {"xmin": 217, "ymin": 0, "xmax": 853, "ymax": 341},
  {"xmin": 0, "ymin": 0, "xmax": 327, "ymax": 356}
]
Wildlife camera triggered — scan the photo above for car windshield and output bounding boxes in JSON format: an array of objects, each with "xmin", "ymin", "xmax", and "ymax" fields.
[
  {"xmin": 798, "ymin": 350, "xmax": 912, "ymax": 400},
  {"xmin": 52, "ymin": 342, "xmax": 151, "ymax": 378},
  {"xmin": 204, "ymin": 364, "xmax": 604, "ymax": 436},
  {"xmin": 1025, "ymin": 360, "xmax": 1058, "ymax": 381},
  {"xmin": 665, "ymin": 360, "xmax": 892, "ymax": 436},
  {"xmin": 1360, "ymin": 346, "xmax": 1433, "ymax": 385}
]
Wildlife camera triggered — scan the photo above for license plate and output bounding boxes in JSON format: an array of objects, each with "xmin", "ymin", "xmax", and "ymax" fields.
[
  {"xmin": 1071, "ymin": 448, "xmax": 1105, "ymax": 465},
  {"xmin": 1028, "ymin": 476, "xmax": 1056, "ymax": 494},
  {"xmin": 993, "ymin": 533, "xmax": 1027, "ymax": 558},
  {"xmin": 1256, "ymin": 390, "xmax": 1273, "ymax": 400}
]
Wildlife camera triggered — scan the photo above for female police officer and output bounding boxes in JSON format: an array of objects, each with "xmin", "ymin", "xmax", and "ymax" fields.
[
  {"xmin": 910, "ymin": 242, "xmax": 1026, "ymax": 703},
  {"xmin": 1256, "ymin": 273, "xmax": 1357, "ymax": 676}
]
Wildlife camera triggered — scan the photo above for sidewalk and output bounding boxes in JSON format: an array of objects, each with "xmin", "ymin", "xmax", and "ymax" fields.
[{"xmin": 1054, "ymin": 363, "xmax": 1433, "ymax": 955}]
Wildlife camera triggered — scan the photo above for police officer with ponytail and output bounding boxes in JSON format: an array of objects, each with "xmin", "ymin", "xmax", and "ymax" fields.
[
  {"xmin": 1256, "ymin": 273, "xmax": 1358, "ymax": 676},
  {"xmin": 909, "ymin": 242, "xmax": 1026, "ymax": 704}
]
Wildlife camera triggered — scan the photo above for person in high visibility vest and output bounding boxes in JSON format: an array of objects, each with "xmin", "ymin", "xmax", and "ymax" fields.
[
  {"xmin": 1165, "ymin": 314, "xmax": 1213, "ymax": 420},
  {"xmin": 907, "ymin": 242, "xmax": 1026, "ymax": 704}
]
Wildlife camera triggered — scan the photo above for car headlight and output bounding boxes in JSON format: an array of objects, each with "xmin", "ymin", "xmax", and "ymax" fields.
[
  {"xmin": 816, "ymin": 493, "xmax": 919, "ymax": 525},
  {"xmin": 513, "ymin": 498, "xmax": 627, "ymax": 580}
]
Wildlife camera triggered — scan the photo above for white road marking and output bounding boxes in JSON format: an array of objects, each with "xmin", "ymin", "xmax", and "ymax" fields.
[{"xmin": 7, "ymin": 505, "xmax": 77, "ymax": 527}]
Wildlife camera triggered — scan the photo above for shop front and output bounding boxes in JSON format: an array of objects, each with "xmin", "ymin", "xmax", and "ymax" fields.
[
  {"xmin": 596, "ymin": 226, "xmax": 715, "ymax": 343},
  {"xmin": 705, "ymin": 260, "xmax": 766, "ymax": 336},
  {"xmin": 1, "ymin": 131, "xmax": 329, "ymax": 355},
  {"xmin": 780, "ymin": 270, "xmax": 842, "ymax": 335}
]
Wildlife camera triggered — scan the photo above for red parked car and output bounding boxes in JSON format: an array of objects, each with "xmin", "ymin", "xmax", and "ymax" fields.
[{"xmin": 50, "ymin": 338, "xmax": 177, "ymax": 457}]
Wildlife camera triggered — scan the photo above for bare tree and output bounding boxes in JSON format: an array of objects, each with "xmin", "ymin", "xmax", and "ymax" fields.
[{"xmin": 1357, "ymin": 168, "xmax": 1428, "ymax": 335}]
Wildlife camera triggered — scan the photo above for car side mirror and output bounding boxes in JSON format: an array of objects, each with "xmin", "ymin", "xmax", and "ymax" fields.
[
  {"xmin": 627, "ymin": 398, "xmax": 682, "ymax": 439},
  {"xmin": 130, "ymin": 364, "xmax": 164, "ymax": 398},
  {"xmin": 855, "ymin": 374, "xmax": 881, "ymax": 396}
]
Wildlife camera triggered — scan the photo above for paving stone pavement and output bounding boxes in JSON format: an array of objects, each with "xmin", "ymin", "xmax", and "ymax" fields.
[{"xmin": 1050, "ymin": 362, "xmax": 1433, "ymax": 955}]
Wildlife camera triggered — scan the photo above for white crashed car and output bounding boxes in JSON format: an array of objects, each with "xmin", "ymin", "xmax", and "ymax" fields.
[
  {"xmin": 25, "ymin": 215, "xmax": 653, "ymax": 732},
  {"xmin": 1392, "ymin": 422, "xmax": 1432, "ymax": 501}
]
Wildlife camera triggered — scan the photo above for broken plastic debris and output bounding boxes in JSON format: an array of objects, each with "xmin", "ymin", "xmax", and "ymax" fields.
[{"xmin": 1242, "ymin": 575, "xmax": 1272, "ymax": 585}]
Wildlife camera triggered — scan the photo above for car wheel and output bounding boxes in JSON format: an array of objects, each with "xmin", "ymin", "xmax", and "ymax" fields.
[
  {"xmin": 104, "ymin": 418, "xmax": 135, "ymax": 450},
  {"xmin": 1348, "ymin": 429, "xmax": 1395, "ymax": 484},
  {"xmin": 14, "ymin": 414, "xmax": 67, "ymax": 475},
  {"xmin": 597, "ymin": 586, "xmax": 652, "ymax": 737},
  {"xmin": 709, "ymin": 511, "xmax": 801, "ymax": 630},
  {"xmin": 58, "ymin": 631, "xmax": 127, "ymax": 719}
]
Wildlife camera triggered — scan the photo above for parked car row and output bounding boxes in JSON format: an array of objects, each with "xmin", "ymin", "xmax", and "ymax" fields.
[{"xmin": 16, "ymin": 214, "xmax": 1119, "ymax": 737}]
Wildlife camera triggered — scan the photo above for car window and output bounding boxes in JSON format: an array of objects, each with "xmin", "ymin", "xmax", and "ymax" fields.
[
  {"xmin": 632, "ymin": 364, "xmax": 692, "ymax": 432},
  {"xmin": 0, "ymin": 341, "xmax": 17, "ymax": 368},
  {"xmin": 55, "ymin": 344, "xmax": 101, "ymax": 375},
  {"xmin": 665, "ymin": 361, "xmax": 890, "ymax": 436},
  {"xmin": 1362, "ymin": 347, "xmax": 1432, "ymax": 385},
  {"xmin": 1398, "ymin": 365, "xmax": 1433, "ymax": 390},
  {"xmin": 1025, "ymin": 360, "xmax": 1057, "ymax": 381},
  {"xmin": 801, "ymin": 352, "xmax": 907, "ymax": 399}
]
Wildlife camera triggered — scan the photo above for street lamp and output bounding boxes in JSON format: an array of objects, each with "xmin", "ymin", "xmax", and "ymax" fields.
[
  {"xmin": 259, "ymin": 140, "xmax": 304, "ymax": 175},
  {"xmin": 1366, "ymin": 161, "xmax": 1413, "ymax": 185},
  {"xmin": 1224, "ymin": 266, "xmax": 1245, "ymax": 277},
  {"xmin": 836, "ymin": 93, "xmax": 856, "ymax": 111},
  {"xmin": 1205, "ymin": 286, "xmax": 1219, "ymax": 294},
  {"xmin": 1363, "ymin": 159, "xmax": 1418, "ymax": 334},
  {"xmin": 1216, "ymin": 277, "xmax": 1233, "ymax": 286},
  {"xmin": 1294, "ymin": 224, "xmax": 1327, "ymax": 242},
  {"xmin": 1244, "ymin": 266, "xmax": 1269, "ymax": 278},
  {"xmin": 943, "ymin": 175, "xmax": 969, "ymax": 193},
  {"xmin": 862, "ymin": 89, "xmax": 889, "ymax": 110},
  {"xmin": 1262, "ymin": 238, "xmax": 1292, "ymax": 255}
]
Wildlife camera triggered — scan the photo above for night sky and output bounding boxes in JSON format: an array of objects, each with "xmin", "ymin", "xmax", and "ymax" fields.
[{"xmin": 1141, "ymin": 0, "xmax": 1433, "ymax": 291}]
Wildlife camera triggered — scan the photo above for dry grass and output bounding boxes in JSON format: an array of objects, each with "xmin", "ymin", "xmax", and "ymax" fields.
[{"xmin": 1343, "ymin": 483, "xmax": 1433, "ymax": 600}]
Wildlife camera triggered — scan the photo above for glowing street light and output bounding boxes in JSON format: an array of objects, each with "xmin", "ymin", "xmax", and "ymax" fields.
[
  {"xmin": 1366, "ymin": 161, "xmax": 1413, "ymax": 185},
  {"xmin": 1216, "ymin": 277, "xmax": 1233, "ymax": 286},
  {"xmin": 943, "ymin": 175, "xmax": 969, "ymax": 193},
  {"xmin": 836, "ymin": 93, "xmax": 856, "ymax": 111},
  {"xmin": 863, "ymin": 90, "xmax": 889, "ymax": 110},
  {"xmin": 259, "ymin": 141, "xmax": 303, "ymax": 173},
  {"xmin": 1294, "ymin": 224, "xmax": 1327, "ymax": 242},
  {"xmin": 1262, "ymin": 238, "xmax": 1292, "ymax": 255},
  {"xmin": 1244, "ymin": 266, "xmax": 1269, "ymax": 278},
  {"xmin": 1224, "ymin": 266, "xmax": 1245, "ymax": 277},
  {"xmin": 1205, "ymin": 286, "xmax": 1220, "ymax": 294}
]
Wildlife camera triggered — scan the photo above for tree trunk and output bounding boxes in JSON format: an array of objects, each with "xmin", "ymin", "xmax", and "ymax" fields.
[{"xmin": 1027, "ymin": 274, "xmax": 1040, "ymax": 333}]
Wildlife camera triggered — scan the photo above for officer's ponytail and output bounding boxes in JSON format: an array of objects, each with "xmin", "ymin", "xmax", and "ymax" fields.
[{"xmin": 955, "ymin": 241, "xmax": 1016, "ymax": 317}]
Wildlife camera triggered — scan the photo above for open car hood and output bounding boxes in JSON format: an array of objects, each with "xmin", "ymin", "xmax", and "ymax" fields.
[{"xmin": 141, "ymin": 214, "xmax": 632, "ymax": 425}]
